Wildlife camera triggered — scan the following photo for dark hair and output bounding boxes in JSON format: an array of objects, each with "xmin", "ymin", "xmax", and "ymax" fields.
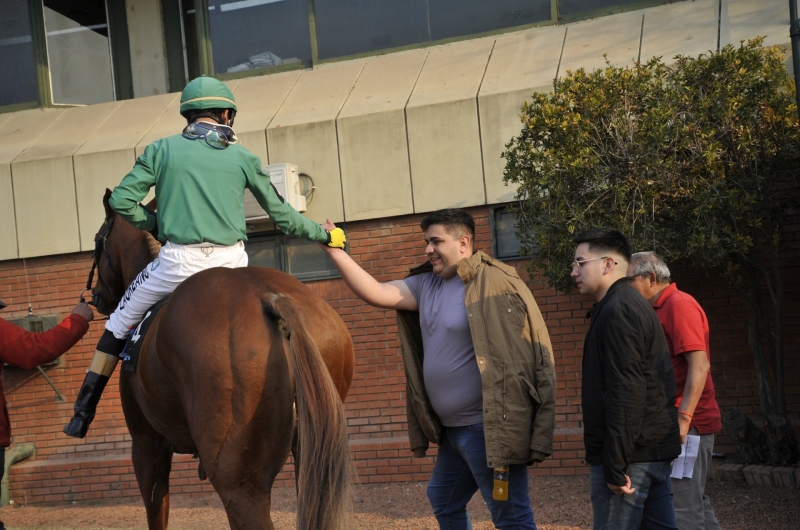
[
  {"xmin": 420, "ymin": 209, "xmax": 475, "ymax": 239},
  {"xmin": 181, "ymin": 108, "xmax": 236, "ymax": 125},
  {"xmin": 572, "ymin": 228, "xmax": 632, "ymax": 261}
]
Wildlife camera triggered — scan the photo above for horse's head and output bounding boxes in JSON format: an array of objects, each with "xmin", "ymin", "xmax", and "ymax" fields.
[{"xmin": 86, "ymin": 189, "xmax": 159, "ymax": 316}]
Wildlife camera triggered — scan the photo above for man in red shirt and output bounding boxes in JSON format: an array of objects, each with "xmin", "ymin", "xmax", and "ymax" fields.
[
  {"xmin": 0, "ymin": 298, "xmax": 93, "ymax": 530},
  {"xmin": 627, "ymin": 252, "xmax": 721, "ymax": 530}
]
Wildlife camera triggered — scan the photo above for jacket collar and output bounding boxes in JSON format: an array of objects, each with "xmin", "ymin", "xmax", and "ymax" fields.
[
  {"xmin": 587, "ymin": 277, "xmax": 630, "ymax": 320},
  {"xmin": 405, "ymin": 250, "xmax": 520, "ymax": 284}
]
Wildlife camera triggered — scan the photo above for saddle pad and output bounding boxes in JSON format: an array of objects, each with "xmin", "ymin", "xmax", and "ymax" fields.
[{"xmin": 121, "ymin": 296, "xmax": 170, "ymax": 373}]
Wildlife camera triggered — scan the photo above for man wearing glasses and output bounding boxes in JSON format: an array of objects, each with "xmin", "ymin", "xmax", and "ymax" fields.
[
  {"xmin": 627, "ymin": 252, "xmax": 721, "ymax": 530},
  {"xmin": 571, "ymin": 228, "xmax": 681, "ymax": 530},
  {"xmin": 63, "ymin": 76, "xmax": 346, "ymax": 439}
]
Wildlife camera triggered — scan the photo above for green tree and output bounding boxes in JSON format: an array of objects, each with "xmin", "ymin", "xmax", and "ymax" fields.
[{"xmin": 503, "ymin": 39, "xmax": 800, "ymax": 464}]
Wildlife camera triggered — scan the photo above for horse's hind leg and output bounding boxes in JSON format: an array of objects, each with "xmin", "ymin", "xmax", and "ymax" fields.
[{"xmin": 121, "ymin": 374, "xmax": 173, "ymax": 530}]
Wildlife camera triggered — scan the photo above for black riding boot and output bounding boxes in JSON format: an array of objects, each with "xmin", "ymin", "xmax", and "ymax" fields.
[
  {"xmin": 62, "ymin": 372, "xmax": 110, "ymax": 438},
  {"xmin": 63, "ymin": 331, "xmax": 126, "ymax": 439}
]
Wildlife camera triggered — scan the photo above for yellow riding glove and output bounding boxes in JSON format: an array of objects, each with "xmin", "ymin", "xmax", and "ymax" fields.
[{"xmin": 326, "ymin": 228, "xmax": 346, "ymax": 249}]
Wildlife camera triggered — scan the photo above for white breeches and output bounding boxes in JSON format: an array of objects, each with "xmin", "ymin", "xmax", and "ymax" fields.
[{"xmin": 105, "ymin": 241, "xmax": 248, "ymax": 339}]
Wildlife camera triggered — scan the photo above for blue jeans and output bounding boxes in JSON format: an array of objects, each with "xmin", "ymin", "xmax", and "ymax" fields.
[
  {"xmin": 591, "ymin": 462, "xmax": 677, "ymax": 530},
  {"xmin": 427, "ymin": 424, "xmax": 537, "ymax": 530}
]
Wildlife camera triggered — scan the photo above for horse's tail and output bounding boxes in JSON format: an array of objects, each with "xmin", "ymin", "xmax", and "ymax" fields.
[{"xmin": 262, "ymin": 293, "xmax": 352, "ymax": 530}]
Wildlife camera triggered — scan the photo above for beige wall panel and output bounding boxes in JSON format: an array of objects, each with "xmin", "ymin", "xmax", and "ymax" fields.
[
  {"xmin": 269, "ymin": 62, "xmax": 365, "ymax": 127},
  {"xmin": 12, "ymin": 157, "xmax": 80, "ymax": 258},
  {"xmin": 720, "ymin": 0, "xmax": 790, "ymax": 48},
  {"xmin": 559, "ymin": 10, "xmax": 643, "ymax": 77},
  {"xmin": 267, "ymin": 122, "xmax": 344, "ymax": 223},
  {"xmin": 0, "ymin": 166, "xmax": 18, "ymax": 261},
  {"xmin": 267, "ymin": 63, "xmax": 365, "ymax": 224},
  {"xmin": 78, "ymin": 93, "xmax": 177, "ymax": 155},
  {"xmin": 406, "ymin": 39, "xmax": 492, "ymax": 213},
  {"xmin": 407, "ymin": 99, "xmax": 485, "ymax": 213},
  {"xmin": 126, "ymin": 0, "xmax": 169, "ymax": 97},
  {"xmin": 479, "ymin": 27, "xmax": 565, "ymax": 204},
  {"xmin": 0, "ymin": 112, "xmax": 14, "ymax": 131},
  {"xmin": 73, "ymin": 149, "xmax": 137, "ymax": 251},
  {"xmin": 480, "ymin": 26, "xmax": 565, "ymax": 97},
  {"xmin": 338, "ymin": 51, "xmax": 426, "ymax": 221},
  {"xmin": 136, "ymin": 96, "xmax": 191, "ymax": 156},
  {"xmin": 15, "ymin": 102, "xmax": 120, "ymax": 163},
  {"xmin": 0, "ymin": 109, "xmax": 65, "ymax": 164},
  {"xmin": 233, "ymin": 72, "xmax": 301, "ymax": 163},
  {"xmin": 234, "ymin": 71, "xmax": 301, "ymax": 145},
  {"xmin": 640, "ymin": 0, "xmax": 718, "ymax": 62},
  {"xmin": 237, "ymin": 130, "xmax": 269, "ymax": 164},
  {"xmin": 407, "ymin": 39, "xmax": 494, "ymax": 107},
  {"xmin": 337, "ymin": 110, "xmax": 414, "ymax": 221},
  {"xmin": 479, "ymin": 87, "xmax": 548, "ymax": 204}
]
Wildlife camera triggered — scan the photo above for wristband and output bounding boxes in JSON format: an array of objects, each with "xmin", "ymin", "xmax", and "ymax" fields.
[{"xmin": 678, "ymin": 411, "xmax": 693, "ymax": 419}]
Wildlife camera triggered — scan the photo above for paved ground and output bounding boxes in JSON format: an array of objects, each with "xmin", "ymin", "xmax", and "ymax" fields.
[{"xmin": 0, "ymin": 475, "xmax": 797, "ymax": 529}]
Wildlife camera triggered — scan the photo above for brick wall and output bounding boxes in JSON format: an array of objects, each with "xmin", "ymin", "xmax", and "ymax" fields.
[{"xmin": 1, "ymin": 206, "xmax": 798, "ymax": 504}]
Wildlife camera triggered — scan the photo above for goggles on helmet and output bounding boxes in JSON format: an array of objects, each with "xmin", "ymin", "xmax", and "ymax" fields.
[{"xmin": 182, "ymin": 122, "xmax": 238, "ymax": 149}]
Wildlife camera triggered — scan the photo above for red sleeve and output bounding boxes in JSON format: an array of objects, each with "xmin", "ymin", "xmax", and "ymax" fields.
[
  {"xmin": 661, "ymin": 298, "xmax": 707, "ymax": 356},
  {"xmin": 0, "ymin": 315, "xmax": 90, "ymax": 370}
]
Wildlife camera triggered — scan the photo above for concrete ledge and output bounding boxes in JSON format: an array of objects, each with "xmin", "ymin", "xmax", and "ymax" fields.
[{"xmin": 711, "ymin": 461, "xmax": 798, "ymax": 488}]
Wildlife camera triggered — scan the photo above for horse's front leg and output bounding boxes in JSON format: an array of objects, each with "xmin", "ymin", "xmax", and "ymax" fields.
[{"xmin": 121, "ymin": 372, "xmax": 173, "ymax": 530}]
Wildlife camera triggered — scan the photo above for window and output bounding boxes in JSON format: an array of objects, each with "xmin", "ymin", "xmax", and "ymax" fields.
[
  {"xmin": 0, "ymin": 0, "xmax": 133, "ymax": 111},
  {"xmin": 206, "ymin": 0, "xmax": 312, "ymax": 74},
  {"xmin": 0, "ymin": 0, "xmax": 40, "ymax": 107},
  {"xmin": 43, "ymin": 0, "xmax": 116, "ymax": 105},
  {"xmin": 558, "ymin": 0, "xmax": 644, "ymax": 18},
  {"xmin": 427, "ymin": 0, "xmax": 551, "ymax": 42},
  {"xmin": 246, "ymin": 232, "xmax": 341, "ymax": 281},
  {"xmin": 182, "ymin": 0, "xmax": 675, "ymax": 79},
  {"xmin": 314, "ymin": 0, "xmax": 430, "ymax": 60},
  {"xmin": 492, "ymin": 207, "xmax": 525, "ymax": 260}
]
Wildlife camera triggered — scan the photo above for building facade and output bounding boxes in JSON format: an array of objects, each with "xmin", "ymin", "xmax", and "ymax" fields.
[{"xmin": 0, "ymin": 0, "xmax": 796, "ymax": 504}]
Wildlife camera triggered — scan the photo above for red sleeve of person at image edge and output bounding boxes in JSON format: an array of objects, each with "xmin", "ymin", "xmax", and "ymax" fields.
[{"xmin": 0, "ymin": 315, "xmax": 89, "ymax": 370}]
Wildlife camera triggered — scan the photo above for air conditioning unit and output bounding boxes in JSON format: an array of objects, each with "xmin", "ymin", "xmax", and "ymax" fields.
[{"xmin": 244, "ymin": 163, "xmax": 307, "ymax": 221}]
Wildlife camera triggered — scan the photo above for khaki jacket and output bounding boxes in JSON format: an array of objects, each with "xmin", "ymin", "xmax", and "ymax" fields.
[{"xmin": 397, "ymin": 251, "xmax": 556, "ymax": 467}]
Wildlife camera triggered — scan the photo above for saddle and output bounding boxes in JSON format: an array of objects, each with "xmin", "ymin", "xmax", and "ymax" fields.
[{"xmin": 121, "ymin": 296, "xmax": 171, "ymax": 373}]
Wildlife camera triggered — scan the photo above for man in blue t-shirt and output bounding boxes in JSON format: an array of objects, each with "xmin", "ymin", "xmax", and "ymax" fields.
[{"xmin": 320, "ymin": 209, "xmax": 556, "ymax": 530}]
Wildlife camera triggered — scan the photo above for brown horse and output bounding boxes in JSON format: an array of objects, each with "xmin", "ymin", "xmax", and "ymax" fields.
[{"xmin": 89, "ymin": 190, "xmax": 355, "ymax": 530}]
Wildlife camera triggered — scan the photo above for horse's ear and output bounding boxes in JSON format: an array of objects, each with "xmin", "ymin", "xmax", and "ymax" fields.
[
  {"xmin": 103, "ymin": 189, "xmax": 114, "ymax": 219},
  {"xmin": 145, "ymin": 196, "xmax": 157, "ymax": 211}
]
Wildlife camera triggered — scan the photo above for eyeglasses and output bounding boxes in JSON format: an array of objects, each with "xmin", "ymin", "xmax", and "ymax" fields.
[
  {"xmin": 182, "ymin": 122, "xmax": 238, "ymax": 149},
  {"xmin": 570, "ymin": 256, "xmax": 614, "ymax": 269}
]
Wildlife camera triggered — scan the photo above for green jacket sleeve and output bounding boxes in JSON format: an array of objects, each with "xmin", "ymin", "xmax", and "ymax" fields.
[
  {"xmin": 243, "ymin": 152, "xmax": 327, "ymax": 242},
  {"xmin": 109, "ymin": 143, "xmax": 158, "ymax": 232}
]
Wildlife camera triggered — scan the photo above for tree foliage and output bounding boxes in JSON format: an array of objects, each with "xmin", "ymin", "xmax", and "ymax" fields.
[{"xmin": 504, "ymin": 39, "xmax": 800, "ymax": 463}]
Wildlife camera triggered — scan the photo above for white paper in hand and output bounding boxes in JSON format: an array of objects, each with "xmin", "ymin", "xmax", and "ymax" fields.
[
  {"xmin": 671, "ymin": 435, "xmax": 700, "ymax": 479},
  {"xmin": 682, "ymin": 435, "xmax": 700, "ymax": 478}
]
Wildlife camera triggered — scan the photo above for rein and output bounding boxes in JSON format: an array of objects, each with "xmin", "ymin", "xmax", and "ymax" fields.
[{"xmin": 81, "ymin": 215, "xmax": 124, "ymax": 315}]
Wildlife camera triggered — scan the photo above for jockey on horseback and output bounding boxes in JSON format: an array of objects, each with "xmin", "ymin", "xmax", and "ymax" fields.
[{"xmin": 64, "ymin": 76, "xmax": 347, "ymax": 439}]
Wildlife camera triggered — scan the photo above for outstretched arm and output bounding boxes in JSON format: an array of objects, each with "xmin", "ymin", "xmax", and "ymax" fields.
[
  {"xmin": 319, "ymin": 220, "xmax": 417, "ymax": 311},
  {"xmin": 322, "ymin": 247, "xmax": 418, "ymax": 311}
]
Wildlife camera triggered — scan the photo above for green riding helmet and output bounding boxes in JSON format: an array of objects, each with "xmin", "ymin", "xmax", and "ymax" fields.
[{"xmin": 180, "ymin": 76, "xmax": 237, "ymax": 114}]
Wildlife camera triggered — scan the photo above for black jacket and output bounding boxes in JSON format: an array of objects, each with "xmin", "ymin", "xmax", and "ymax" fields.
[{"xmin": 582, "ymin": 278, "xmax": 681, "ymax": 486}]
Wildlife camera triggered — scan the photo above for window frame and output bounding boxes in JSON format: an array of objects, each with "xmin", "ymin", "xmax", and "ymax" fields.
[
  {"xmin": 194, "ymin": 0, "xmax": 678, "ymax": 81},
  {"xmin": 246, "ymin": 229, "xmax": 343, "ymax": 283},
  {"xmin": 0, "ymin": 0, "xmax": 134, "ymax": 114},
  {"xmin": 490, "ymin": 204, "xmax": 534, "ymax": 262}
]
